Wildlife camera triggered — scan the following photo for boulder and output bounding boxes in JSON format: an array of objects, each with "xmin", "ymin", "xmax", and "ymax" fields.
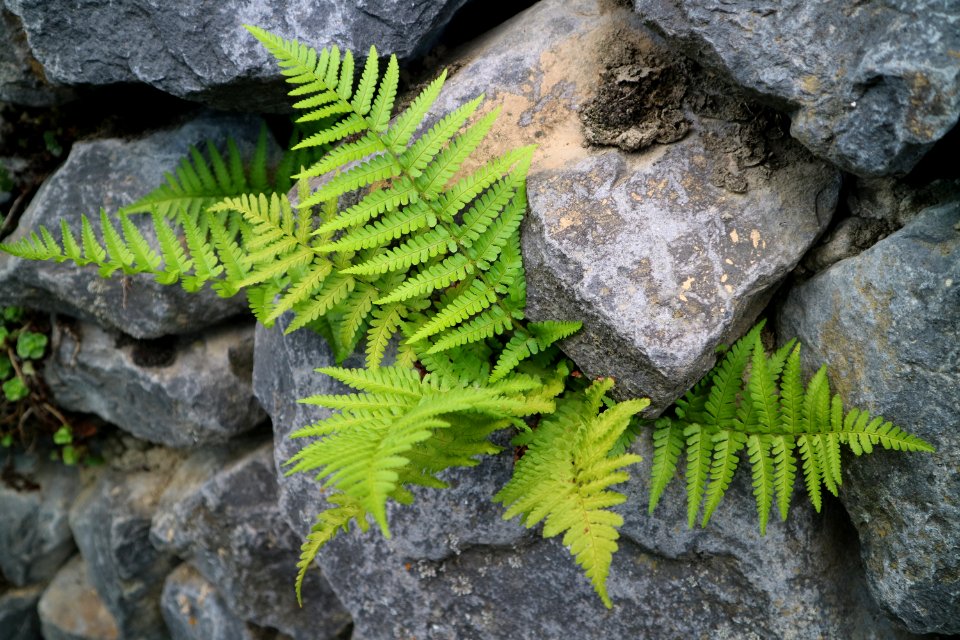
[
  {"xmin": 254, "ymin": 320, "xmax": 912, "ymax": 639},
  {"xmin": 0, "ymin": 453, "xmax": 80, "ymax": 587},
  {"xmin": 779, "ymin": 201, "xmax": 960, "ymax": 634},
  {"xmin": 0, "ymin": 581, "xmax": 43, "ymax": 640},
  {"xmin": 0, "ymin": 7, "xmax": 73, "ymax": 106},
  {"xmin": 161, "ymin": 564, "xmax": 291, "ymax": 640},
  {"xmin": 633, "ymin": 0, "xmax": 960, "ymax": 177},
  {"xmin": 45, "ymin": 318, "xmax": 265, "ymax": 448},
  {"xmin": 150, "ymin": 440, "xmax": 351, "ymax": 640},
  {"xmin": 68, "ymin": 445, "xmax": 185, "ymax": 640},
  {"xmin": 0, "ymin": 112, "xmax": 268, "ymax": 339},
  {"xmin": 425, "ymin": 0, "xmax": 838, "ymax": 410},
  {"xmin": 5, "ymin": 0, "xmax": 472, "ymax": 111},
  {"xmin": 37, "ymin": 556, "xmax": 119, "ymax": 640}
]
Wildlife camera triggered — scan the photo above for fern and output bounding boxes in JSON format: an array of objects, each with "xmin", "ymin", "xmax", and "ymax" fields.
[
  {"xmin": 495, "ymin": 378, "xmax": 649, "ymax": 607},
  {"xmin": 647, "ymin": 320, "xmax": 935, "ymax": 534}
]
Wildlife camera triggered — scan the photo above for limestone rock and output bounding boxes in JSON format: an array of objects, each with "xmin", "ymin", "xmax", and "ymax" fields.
[
  {"xmin": 150, "ymin": 441, "xmax": 351, "ymax": 640},
  {"xmin": 0, "ymin": 113, "xmax": 267, "ymax": 338},
  {"xmin": 161, "ymin": 564, "xmax": 290, "ymax": 640},
  {"xmin": 68, "ymin": 447, "xmax": 184, "ymax": 640},
  {"xmin": 634, "ymin": 0, "xmax": 960, "ymax": 177},
  {"xmin": 0, "ymin": 581, "xmax": 43, "ymax": 640},
  {"xmin": 37, "ymin": 556, "xmax": 119, "ymax": 640},
  {"xmin": 5, "ymin": 0, "xmax": 471, "ymax": 111},
  {"xmin": 0, "ymin": 7, "xmax": 73, "ymax": 106},
  {"xmin": 45, "ymin": 318, "xmax": 265, "ymax": 448},
  {"xmin": 427, "ymin": 0, "xmax": 838, "ymax": 410},
  {"xmin": 0, "ymin": 453, "xmax": 80, "ymax": 587},
  {"xmin": 779, "ymin": 201, "xmax": 960, "ymax": 634}
]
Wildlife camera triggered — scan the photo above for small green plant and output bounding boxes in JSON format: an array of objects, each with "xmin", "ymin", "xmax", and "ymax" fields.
[
  {"xmin": 0, "ymin": 27, "xmax": 935, "ymax": 610},
  {"xmin": 646, "ymin": 321, "xmax": 934, "ymax": 534}
]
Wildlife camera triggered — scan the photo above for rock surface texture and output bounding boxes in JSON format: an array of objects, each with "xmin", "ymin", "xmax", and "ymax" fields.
[
  {"xmin": 0, "ymin": 581, "xmax": 43, "ymax": 640},
  {"xmin": 161, "ymin": 564, "xmax": 288, "ymax": 640},
  {"xmin": 0, "ymin": 453, "xmax": 80, "ymax": 587},
  {"xmin": 0, "ymin": 113, "xmax": 265, "ymax": 338},
  {"xmin": 425, "ymin": 0, "xmax": 838, "ymax": 409},
  {"xmin": 37, "ymin": 556, "xmax": 119, "ymax": 640},
  {"xmin": 634, "ymin": 0, "xmax": 960, "ymax": 177},
  {"xmin": 68, "ymin": 449, "xmax": 184, "ymax": 640},
  {"xmin": 779, "ymin": 201, "xmax": 960, "ymax": 634},
  {"xmin": 0, "ymin": 7, "xmax": 72, "ymax": 106},
  {"xmin": 45, "ymin": 319, "xmax": 264, "ymax": 448},
  {"xmin": 151, "ymin": 441, "xmax": 351, "ymax": 640},
  {"xmin": 5, "ymin": 0, "xmax": 471, "ymax": 111}
]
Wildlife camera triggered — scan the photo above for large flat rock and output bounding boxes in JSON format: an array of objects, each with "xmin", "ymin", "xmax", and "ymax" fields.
[
  {"xmin": 45, "ymin": 318, "xmax": 265, "ymax": 448},
  {"xmin": 5, "ymin": 0, "xmax": 471, "ymax": 111},
  {"xmin": 779, "ymin": 201, "xmax": 960, "ymax": 634},
  {"xmin": 0, "ymin": 113, "xmax": 265, "ymax": 339},
  {"xmin": 634, "ymin": 0, "xmax": 960, "ymax": 177},
  {"xmin": 428, "ymin": 0, "xmax": 838, "ymax": 409}
]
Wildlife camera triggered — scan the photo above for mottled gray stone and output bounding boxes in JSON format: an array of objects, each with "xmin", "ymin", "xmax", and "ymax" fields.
[
  {"xmin": 0, "ymin": 7, "xmax": 73, "ymax": 106},
  {"xmin": 161, "ymin": 564, "xmax": 290, "ymax": 640},
  {"xmin": 0, "ymin": 453, "xmax": 80, "ymax": 587},
  {"xmin": 634, "ymin": 0, "xmax": 960, "ymax": 177},
  {"xmin": 0, "ymin": 113, "xmax": 266, "ymax": 339},
  {"xmin": 5, "ymin": 0, "xmax": 470, "ymax": 111},
  {"xmin": 68, "ymin": 447, "xmax": 184, "ymax": 640},
  {"xmin": 150, "ymin": 441, "xmax": 351, "ymax": 640},
  {"xmin": 426, "ymin": 0, "xmax": 837, "ymax": 410},
  {"xmin": 37, "ymin": 556, "xmax": 119, "ymax": 640},
  {"xmin": 45, "ymin": 318, "xmax": 265, "ymax": 448},
  {"xmin": 779, "ymin": 202, "xmax": 960, "ymax": 634},
  {"xmin": 254, "ymin": 319, "xmax": 912, "ymax": 639},
  {"xmin": 0, "ymin": 581, "xmax": 43, "ymax": 640}
]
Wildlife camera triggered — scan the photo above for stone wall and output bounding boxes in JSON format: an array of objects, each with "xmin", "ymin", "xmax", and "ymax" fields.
[{"xmin": 0, "ymin": 0, "xmax": 956, "ymax": 638}]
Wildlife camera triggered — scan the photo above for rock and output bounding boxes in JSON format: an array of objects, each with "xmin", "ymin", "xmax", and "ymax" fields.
[
  {"xmin": 0, "ymin": 581, "xmax": 43, "ymax": 640},
  {"xmin": 0, "ymin": 453, "xmax": 80, "ymax": 587},
  {"xmin": 779, "ymin": 201, "xmax": 960, "ymax": 634},
  {"xmin": 255, "ymin": 319, "xmax": 912, "ymax": 639},
  {"xmin": 0, "ymin": 7, "xmax": 73, "ymax": 106},
  {"xmin": 37, "ymin": 556, "xmax": 119, "ymax": 640},
  {"xmin": 161, "ymin": 564, "xmax": 291, "ymax": 640},
  {"xmin": 634, "ymin": 0, "xmax": 960, "ymax": 177},
  {"xmin": 5, "ymin": 0, "xmax": 471, "ymax": 111},
  {"xmin": 150, "ymin": 440, "xmax": 351, "ymax": 639},
  {"xmin": 425, "ymin": 0, "xmax": 837, "ymax": 410},
  {"xmin": 45, "ymin": 318, "xmax": 265, "ymax": 448},
  {"xmin": 68, "ymin": 446, "xmax": 184, "ymax": 640},
  {"xmin": 0, "ymin": 112, "xmax": 268, "ymax": 339}
]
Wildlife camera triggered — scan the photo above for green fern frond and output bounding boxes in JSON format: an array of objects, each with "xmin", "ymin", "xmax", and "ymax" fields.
[
  {"xmin": 648, "ymin": 322, "xmax": 934, "ymax": 533},
  {"xmin": 295, "ymin": 493, "xmax": 369, "ymax": 607},
  {"xmin": 496, "ymin": 379, "xmax": 648, "ymax": 608}
]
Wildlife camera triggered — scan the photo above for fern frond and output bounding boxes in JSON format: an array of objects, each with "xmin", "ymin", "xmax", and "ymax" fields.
[
  {"xmin": 647, "ymin": 418, "xmax": 685, "ymax": 514},
  {"xmin": 496, "ymin": 379, "xmax": 648, "ymax": 608},
  {"xmin": 295, "ymin": 494, "xmax": 368, "ymax": 606}
]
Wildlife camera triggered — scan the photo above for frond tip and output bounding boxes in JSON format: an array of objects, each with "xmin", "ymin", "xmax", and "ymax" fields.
[
  {"xmin": 648, "ymin": 322, "xmax": 935, "ymax": 534},
  {"xmin": 496, "ymin": 379, "xmax": 649, "ymax": 608}
]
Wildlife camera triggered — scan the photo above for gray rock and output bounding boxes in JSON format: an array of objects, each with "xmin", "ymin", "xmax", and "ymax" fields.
[
  {"xmin": 634, "ymin": 0, "xmax": 960, "ymax": 177},
  {"xmin": 150, "ymin": 441, "xmax": 351, "ymax": 640},
  {"xmin": 37, "ymin": 556, "xmax": 119, "ymax": 640},
  {"xmin": 779, "ymin": 201, "xmax": 960, "ymax": 634},
  {"xmin": 256, "ymin": 317, "xmax": 914, "ymax": 639},
  {"xmin": 0, "ymin": 581, "xmax": 43, "ymax": 640},
  {"xmin": 0, "ymin": 113, "xmax": 267, "ymax": 339},
  {"xmin": 68, "ymin": 447, "xmax": 184, "ymax": 640},
  {"xmin": 5, "ymin": 0, "xmax": 470, "ymax": 111},
  {"xmin": 426, "ymin": 0, "xmax": 837, "ymax": 410},
  {"xmin": 0, "ymin": 453, "xmax": 80, "ymax": 587},
  {"xmin": 45, "ymin": 318, "xmax": 265, "ymax": 448},
  {"xmin": 161, "ymin": 564, "xmax": 291, "ymax": 640},
  {"xmin": 0, "ymin": 7, "xmax": 73, "ymax": 106}
]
